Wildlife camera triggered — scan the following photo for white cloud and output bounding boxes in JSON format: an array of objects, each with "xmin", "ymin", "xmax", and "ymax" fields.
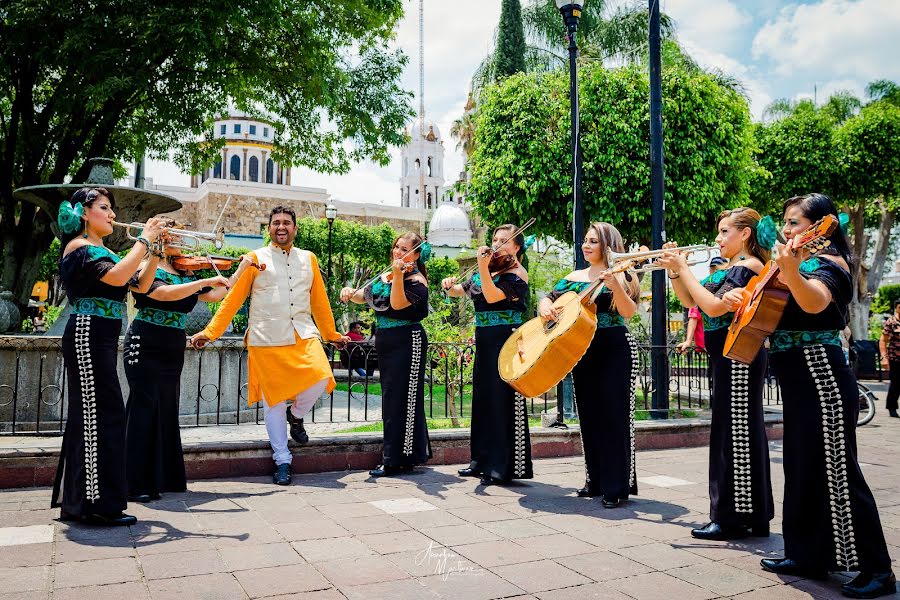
[
  {"xmin": 752, "ymin": 0, "xmax": 900, "ymax": 80},
  {"xmin": 662, "ymin": 0, "xmax": 752, "ymax": 54}
]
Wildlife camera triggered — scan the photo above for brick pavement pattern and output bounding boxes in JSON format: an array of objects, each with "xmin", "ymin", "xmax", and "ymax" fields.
[{"xmin": 3, "ymin": 416, "xmax": 900, "ymax": 599}]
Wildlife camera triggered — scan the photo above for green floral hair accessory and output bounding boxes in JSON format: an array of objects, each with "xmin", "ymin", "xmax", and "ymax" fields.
[
  {"xmin": 419, "ymin": 241, "xmax": 432, "ymax": 263},
  {"xmin": 838, "ymin": 212, "xmax": 850, "ymax": 235},
  {"xmin": 57, "ymin": 200, "xmax": 85, "ymax": 235},
  {"xmin": 755, "ymin": 215, "xmax": 778, "ymax": 251}
]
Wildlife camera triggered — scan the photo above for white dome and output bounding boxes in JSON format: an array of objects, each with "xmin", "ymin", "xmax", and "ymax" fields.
[
  {"xmin": 407, "ymin": 119, "xmax": 441, "ymax": 142},
  {"xmin": 428, "ymin": 202, "xmax": 472, "ymax": 247}
]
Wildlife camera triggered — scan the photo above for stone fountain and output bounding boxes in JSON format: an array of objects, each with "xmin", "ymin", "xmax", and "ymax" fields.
[{"xmin": 13, "ymin": 157, "xmax": 182, "ymax": 251}]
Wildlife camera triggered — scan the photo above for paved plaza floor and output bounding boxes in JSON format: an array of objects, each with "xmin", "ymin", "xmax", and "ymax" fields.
[{"xmin": 2, "ymin": 402, "xmax": 900, "ymax": 599}]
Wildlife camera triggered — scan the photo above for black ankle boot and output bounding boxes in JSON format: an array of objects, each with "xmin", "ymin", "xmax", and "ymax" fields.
[
  {"xmin": 841, "ymin": 571, "xmax": 897, "ymax": 598},
  {"xmin": 600, "ymin": 495, "xmax": 621, "ymax": 508},
  {"xmin": 369, "ymin": 465, "xmax": 403, "ymax": 477},
  {"xmin": 286, "ymin": 412, "xmax": 309, "ymax": 444},
  {"xmin": 576, "ymin": 486, "xmax": 600, "ymax": 498},
  {"xmin": 458, "ymin": 467, "xmax": 480, "ymax": 477},
  {"xmin": 751, "ymin": 523, "xmax": 770, "ymax": 537},
  {"xmin": 889, "ymin": 409, "xmax": 899, "ymax": 418}
]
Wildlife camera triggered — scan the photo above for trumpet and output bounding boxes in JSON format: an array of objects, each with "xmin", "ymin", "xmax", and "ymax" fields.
[
  {"xmin": 607, "ymin": 244, "xmax": 719, "ymax": 273},
  {"xmin": 113, "ymin": 221, "xmax": 225, "ymax": 253}
]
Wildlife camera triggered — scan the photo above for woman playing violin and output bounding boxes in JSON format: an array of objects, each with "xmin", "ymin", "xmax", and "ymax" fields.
[
  {"xmin": 727, "ymin": 195, "xmax": 894, "ymax": 597},
  {"xmin": 340, "ymin": 232, "xmax": 432, "ymax": 477},
  {"xmin": 123, "ymin": 224, "xmax": 254, "ymax": 502},
  {"xmin": 539, "ymin": 222, "xmax": 640, "ymax": 507},
  {"xmin": 443, "ymin": 224, "xmax": 532, "ymax": 486},
  {"xmin": 657, "ymin": 208, "xmax": 774, "ymax": 540}
]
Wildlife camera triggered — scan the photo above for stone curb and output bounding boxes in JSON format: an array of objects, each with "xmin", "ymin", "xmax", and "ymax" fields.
[{"xmin": 0, "ymin": 414, "xmax": 783, "ymax": 489}]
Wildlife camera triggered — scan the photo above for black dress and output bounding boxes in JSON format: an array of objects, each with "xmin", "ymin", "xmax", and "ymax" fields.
[
  {"xmin": 464, "ymin": 272, "xmax": 533, "ymax": 481},
  {"xmin": 770, "ymin": 256, "xmax": 892, "ymax": 572},
  {"xmin": 124, "ymin": 268, "xmax": 199, "ymax": 497},
  {"xmin": 52, "ymin": 245, "xmax": 134, "ymax": 516},
  {"xmin": 699, "ymin": 266, "xmax": 774, "ymax": 529},
  {"xmin": 365, "ymin": 276, "xmax": 432, "ymax": 467},
  {"xmin": 546, "ymin": 280, "xmax": 637, "ymax": 499}
]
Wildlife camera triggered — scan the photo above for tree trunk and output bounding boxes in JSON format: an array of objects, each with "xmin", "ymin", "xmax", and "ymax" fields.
[{"xmin": 848, "ymin": 204, "xmax": 896, "ymax": 340}]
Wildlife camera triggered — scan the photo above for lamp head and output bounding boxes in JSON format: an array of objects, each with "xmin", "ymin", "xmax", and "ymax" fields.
[
  {"xmin": 555, "ymin": 1, "xmax": 583, "ymax": 31},
  {"xmin": 325, "ymin": 203, "xmax": 337, "ymax": 223}
]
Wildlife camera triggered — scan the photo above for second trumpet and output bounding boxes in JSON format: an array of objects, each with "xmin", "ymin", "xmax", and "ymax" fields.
[{"xmin": 607, "ymin": 245, "xmax": 719, "ymax": 273}]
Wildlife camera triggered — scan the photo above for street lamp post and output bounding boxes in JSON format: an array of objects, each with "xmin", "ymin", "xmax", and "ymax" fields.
[
  {"xmin": 556, "ymin": 0, "xmax": 586, "ymax": 270},
  {"xmin": 648, "ymin": 0, "xmax": 669, "ymax": 419},
  {"xmin": 325, "ymin": 204, "xmax": 337, "ymax": 284}
]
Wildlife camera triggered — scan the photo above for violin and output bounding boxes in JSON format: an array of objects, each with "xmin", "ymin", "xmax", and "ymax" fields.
[
  {"xmin": 385, "ymin": 261, "xmax": 416, "ymax": 282},
  {"xmin": 487, "ymin": 252, "xmax": 516, "ymax": 274},
  {"xmin": 171, "ymin": 254, "xmax": 266, "ymax": 273}
]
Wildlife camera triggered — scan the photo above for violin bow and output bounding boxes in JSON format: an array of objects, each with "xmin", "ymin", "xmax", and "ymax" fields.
[{"xmin": 348, "ymin": 239, "xmax": 428, "ymax": 297}]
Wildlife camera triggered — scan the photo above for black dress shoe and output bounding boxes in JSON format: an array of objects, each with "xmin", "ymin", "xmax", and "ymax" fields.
[
  {"xmin": 576, "ymin": 486, "xmax": 600, "ymax": 498},
  {"xmin": 82, "ymin": 512, "xmax": 137, "ymax": 527},
  {"xmin": 600, "ymin": 495, "xmax": 621, "ymax": 508},
  {"xmin": 760, "ymin": 557, "xmax": 828, "ymax": 580},
  {"xmin": 128, "ymin": 494, "xmax": 152, "ymax": 503},
  {"xmin": 479, "ymin": 475, "xmax": 508, "ymax": 486},
  {"xmin": 691, "ymin": 522, "xmax": 748, "ymax": 540},
  {"xmin": 458, "ymin": 467, "xmax": 480, "ymax": 477},
  {"xmin": 751, "ymin": 523, "xmax": 770, "ymax": 537},
  {"xmin": 890, "ymin": 410, "xmax": 899, "ymax": 418},
  {"xmin": 369, "ymin": 464, "xmax": 403, "ymax": 477},
  {"xmin": 59, "ymin": 511, "xmax": 80, "ymax": 522},
  {"xmin": 273, "ymin": 463, "xmax": 292, "ymax": 485},
  {"xmin": 286, "ymin": 412, "xmax": 309, "ymax": 444},
  {"xmin": 842, "ymin": 571, "xmax": 897, "ymax": 598}
]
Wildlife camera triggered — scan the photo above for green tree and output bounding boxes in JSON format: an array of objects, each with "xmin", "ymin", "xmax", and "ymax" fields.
[
  {"xmin": 0, "ymin": 0, "xmax": 412, "ymax": 308},
  {"xmin": 472, "ymin": 0, "xmax": 675, "ymax": 97},
  {"xmin": 495, "ymin": 0, "xmax": 527, "ymax": 79},
  {"xmin": 467, "ymin": 62, "xmax": 756, "ymax": 247}
]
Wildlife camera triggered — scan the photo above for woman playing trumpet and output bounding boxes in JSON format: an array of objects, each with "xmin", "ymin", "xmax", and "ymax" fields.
[
  {"xmin": 657, "ymin": 208, "xmax": 774, "ymax": 540},
  {"xmin": 443, "ymin": 224, "xmax": 532, "ymax": 486},
  {"xmin": 51, "ymin": 188, "xmax": 168, "ymax": 526},
  {"xmin": 539, "ymin": 222, "xmax": 640, "ymax": 506},
  {"xmin": 340, "ymin": 232, "xmax": 432, "ymax": 477},
  {"xmin": 124, "ymin": 222, "xmax": 252, "ymax": 502}
]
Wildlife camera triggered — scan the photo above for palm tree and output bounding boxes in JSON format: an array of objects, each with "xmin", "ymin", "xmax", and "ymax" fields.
[
  {"xmin": 450, "ymin": 112, "xmax": 476, "ymax": 159},
  {"xmin": 471, "ymin": 0, "xmax": 675, "ymax": 97}
]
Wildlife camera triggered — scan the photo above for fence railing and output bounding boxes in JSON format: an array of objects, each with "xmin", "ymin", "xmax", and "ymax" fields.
[{"xmin": 1, "ymin": 335, "xmax": 786, "ymax": 435}]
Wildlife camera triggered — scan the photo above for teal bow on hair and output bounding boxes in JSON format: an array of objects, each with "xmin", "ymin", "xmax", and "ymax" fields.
[
  {"xmin": 838, "ymin": 212, "xmax": 850, "ymax": 235},
  {"xmin": 755, "ymin": 215, "xmax": 778, "ymax": 251},
  {"xmin": 523, "ymin": 234, "xmax": 536, "ymax": 251},
  {"xmin": 57, "ymin": 200, "xmax": 85, "ymax": 235},
  {"xmin": 419, "ymin": 241, "xmax": 432, "ymax": 263}
]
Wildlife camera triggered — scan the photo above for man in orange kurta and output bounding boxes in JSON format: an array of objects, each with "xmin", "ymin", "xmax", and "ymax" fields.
[{"xmin": 191, "ymin": 207, "xmax": 349, "ymax": 485}]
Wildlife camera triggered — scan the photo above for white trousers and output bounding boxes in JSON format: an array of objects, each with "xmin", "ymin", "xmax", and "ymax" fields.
[{"xmin": 263, "ymin": 378, "xmax": 329, "ymax": 466}]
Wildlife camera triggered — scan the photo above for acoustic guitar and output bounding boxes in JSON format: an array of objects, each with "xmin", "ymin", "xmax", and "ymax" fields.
[
  {"xmin": 498, "ymin": 261, "xmax": 633, "ymax": 398},
  {"xmin": 722, "ymin": 214, "xmax": 838, "ymax": 364}
]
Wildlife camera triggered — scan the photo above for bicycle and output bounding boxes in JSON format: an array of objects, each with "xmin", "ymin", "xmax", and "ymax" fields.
[{"xmin": 857, "ymin": 381, "xmax": 877, "ymax": 427}]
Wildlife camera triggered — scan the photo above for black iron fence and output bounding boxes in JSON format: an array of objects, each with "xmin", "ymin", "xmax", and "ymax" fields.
[{"xmin": 0, "ymin": 335, "xmax": 790, "ymax": 435}]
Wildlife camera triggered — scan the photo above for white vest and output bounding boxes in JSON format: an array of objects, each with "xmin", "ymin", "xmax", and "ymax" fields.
[{"xmin": 247, "ymin": 245, "xmax": 321, "ymax": 346}]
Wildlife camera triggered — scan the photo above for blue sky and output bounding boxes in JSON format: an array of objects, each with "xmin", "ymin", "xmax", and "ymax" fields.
[{"xmin": 141, "ymin": 0, "xmax": 900, "ymax": 206}]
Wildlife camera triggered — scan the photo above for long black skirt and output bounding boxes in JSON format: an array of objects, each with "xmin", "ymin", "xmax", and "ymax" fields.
[
  {"xmin": 705, "ymin": 328, "xmax": 774, "ymax": 527},
  {"xmin": 375, "ymin": 324, "xmax": 431, "ymax": 467},
  {"xmin": 123, "ymin": 320, "xmax": 187, "ymax": 496},
  {"xmin": 772, "ymin": 343, "xmax": 892, "ymax": 572},
  {"xmin": 571, "ymin": 325, "xmax": 638, "ymax": 498},
  {"xmin": 52, "ymin": 314, "xmax": 128, "ymax": 515},
  {"xmin": 468, "ymin": 324, "xmax": 533, "ymax": 481}
]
